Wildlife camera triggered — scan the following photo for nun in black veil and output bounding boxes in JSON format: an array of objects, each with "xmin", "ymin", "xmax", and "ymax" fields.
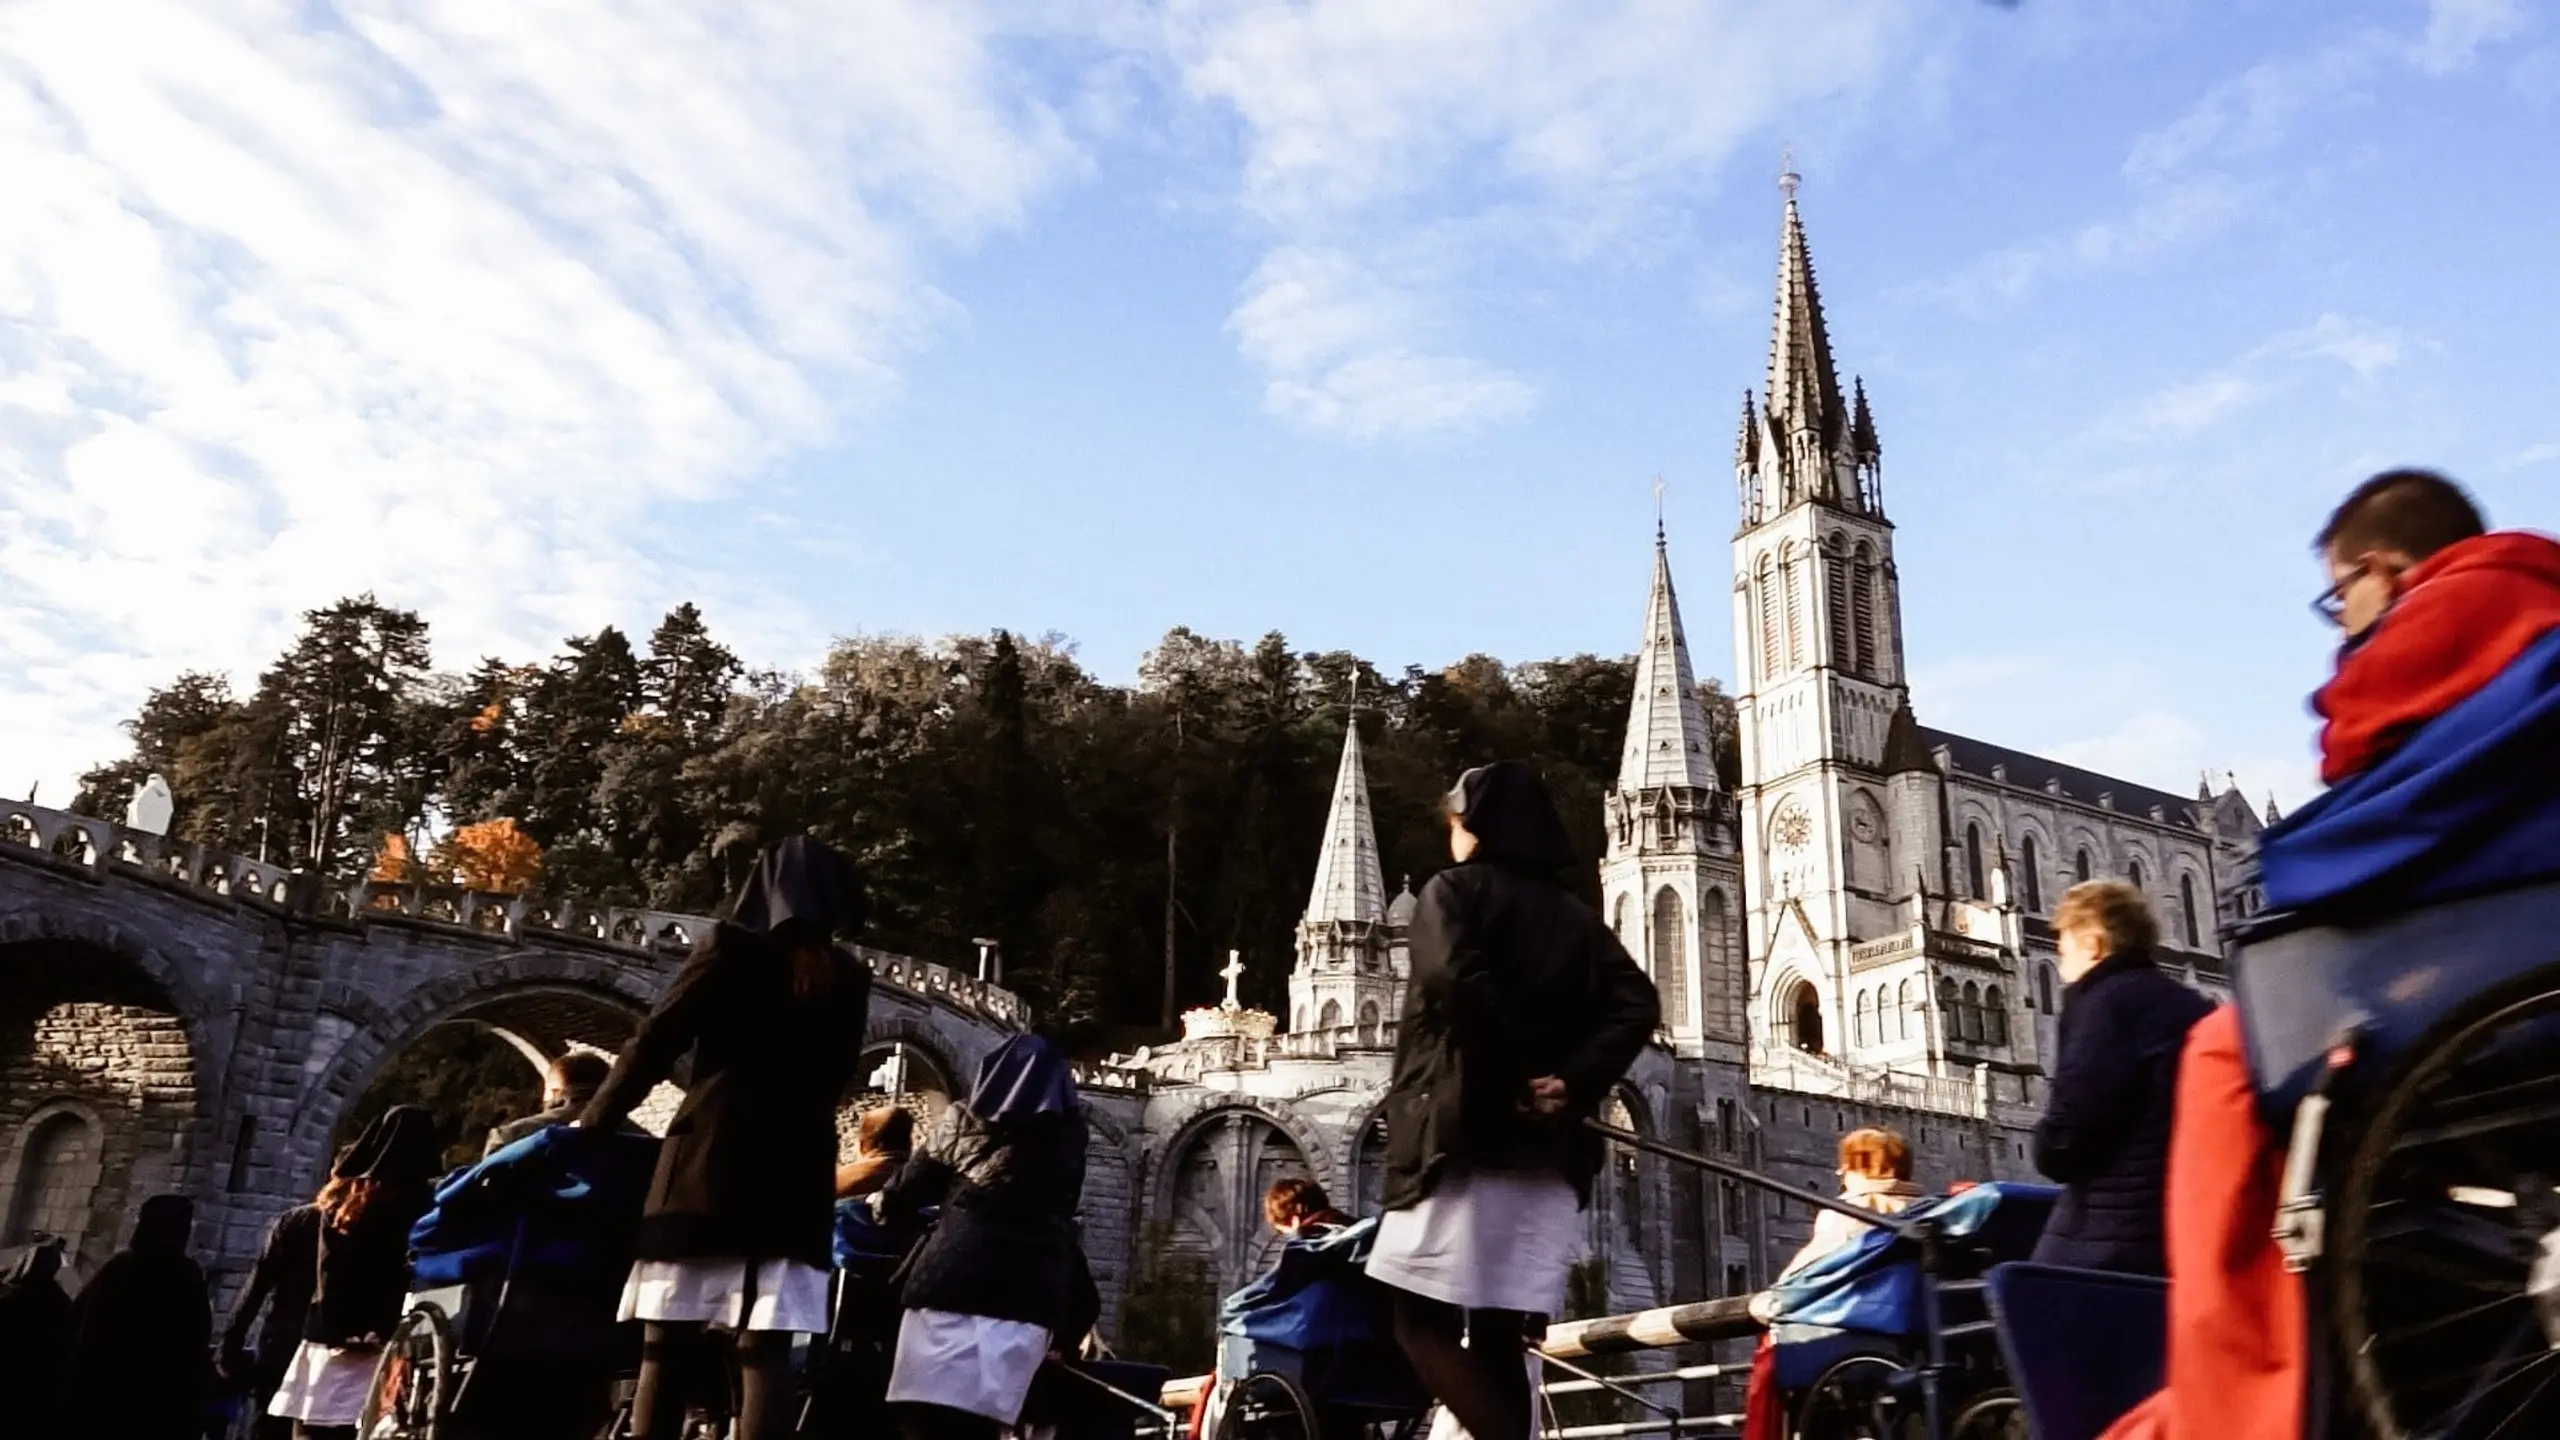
[
  {"xmin": 1365, "ymin": 762, "xmax": 1660, "ymax": 1440},
  {"xmin": 580, "ymin": 835, "xmax": 875, "ymax": 1440}
]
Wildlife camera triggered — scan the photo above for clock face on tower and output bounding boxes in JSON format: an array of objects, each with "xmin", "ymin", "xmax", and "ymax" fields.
[{"xmin": 1773, "ymin": 801, "xmax": 1813, "ymax": 853}]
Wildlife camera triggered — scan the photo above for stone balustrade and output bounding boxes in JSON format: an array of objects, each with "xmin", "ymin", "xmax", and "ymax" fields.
[{"xmin": 0, "ymin": 799, "xmax": 1027, "ymax": 1029}]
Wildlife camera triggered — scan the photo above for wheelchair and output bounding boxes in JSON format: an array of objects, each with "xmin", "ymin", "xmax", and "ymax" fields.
[
  {"xmin": 1204, "ymin": 1219, "xmax": 1434, "ymax": 1440},
  {"xmin": 1760, "ymin": 1183, "xmax": 2057, "ymax": 1440},
  {"xmin": 359, "ymin": 1127, "xmax": 657, "ymax": 1440},
  {"xmin": 2237, "ymin": 876, "xmax": 2560, "ymax": 1440}
]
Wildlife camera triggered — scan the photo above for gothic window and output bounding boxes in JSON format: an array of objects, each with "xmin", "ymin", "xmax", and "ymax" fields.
[
  {"xmin": 1984, "ymin": 986, "xmax": 2009, "ymax": 1046},
  {"xmin": 2019, "ymin": 835, "xmax": 2043, "ymax": 912},
  {"xmin": 1782, "ymin": 546, "xmax": 1806, "ymax": 670},
  {"xmin": 1359, "ymin": 1000, "xmax": 1380, "ymax": 1027},
  {"xmin": 1938, "ymin": 978, "xmax": 1959, "ymax": 1041},
  {"xmin": 1852, "ymin": 544, "xmax": 1879, "ymax": 677},
  {"xmin": 2074, "ymin": 848, "xmax": 2092, "ymax": 883},
  {"xmin": 2179, "ymin": 874, "xmax": 2201, "ymax": 947},
  {"xmin": 1611, "ymin": 893, "xmax": 1631, "ymax": 953},
  {"xmin": 1651, "ymin": 888, "xmax": 1689, "ymax": 1031},
  {"xmin": 1294, "ymin": 1006, "xmax": 1307, "ymax": 1030},
  {"xmin": 1701, "ymin": 889, "xmax": 1733, "ymax": 1035},
  {"xmin": 1826, "ymin": 543, "xmax": 1852, "ymax": 666},
  {"xmin": 1960, "ymin": 982, "xmax": 1984, "ymax": 1043},
  {"xmin": 1897, "ymin": 978, "xmax": 1916, "ymax": 1041},
  {"xmin": 2128, "ymin": 859, "xmax": 2146, "ymax": 891},
  {"xmin": 1319, "ymin": 1000, "xmax": 1342, "ymax": 1029},
  {"xmin": 2037, "ymin": 965, "xmax": 2056, "ymax": 1015},
  {"xmin": 1787, "ymin": 980, "xmax": 1825, "ymax": 1055},
  {"xmin": 1757, "ymin": 555, "xmax": 1780, "ymax": 681},
  {"xmin": 6, "ymin": 1110, "xmax": 99, "ymax": 1247},
  {"xmin": 1964, "ymin": 823, "xmax": 1986, "ymax": 900},
  {"xmin": 1853, "ymin": 989, "xmax": 1871, "ymax": 1047}
]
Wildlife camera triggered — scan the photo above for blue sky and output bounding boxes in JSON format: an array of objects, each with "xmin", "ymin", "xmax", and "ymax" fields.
[{"xmin": 4, "ymin": 0, "xmax": 2554, "ymax": 814}]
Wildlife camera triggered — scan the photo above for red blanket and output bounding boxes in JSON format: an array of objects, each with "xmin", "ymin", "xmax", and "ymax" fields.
[
  {"xmin": 2098, "ymin": 1007, "xmax": 2303, "ymax": 1440},
  {"xmin": 2316, "ymin": 531, "xmax": 2560, "ymax": 784}
]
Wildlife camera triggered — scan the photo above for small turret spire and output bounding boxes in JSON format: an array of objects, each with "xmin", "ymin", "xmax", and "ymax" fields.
[
  {"xmin": 1765, "ymin": 168, "xmax": 1844, "ymax": 457},
  {"xmin": 1617, "ymin": 525, "xmax": 1719, "ymax": 793},
  {"xmin": 1306, "ymin": 708, "xmax": 1386, "ymax": 924},
  {"xmin": 1849, "ymin": 377, "xmax": 1879, "ymax": 460}
]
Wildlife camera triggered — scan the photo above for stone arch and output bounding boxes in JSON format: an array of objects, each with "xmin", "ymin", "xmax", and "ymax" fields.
[
  {"xmin": 1775, "ymin": 973, "xmax": 1824, "ymax": 1054},
  {"xmin": 1853, "ymin": 989, "xmax": 1871, "ymax": 1047},
  {"xmin": 0, "ymin": 923, "xmax": 214, "ymax": 1274},
  {"xmin": 1610, "ymin": 892, "xmax": 1632, "ymax": 954},
  {"xmin": 1964, "ymin": 822, "xmax": 1986, "ymax": 901},
  {"xmin": 1343, "ymin": 1102, "xmax": 1392, "ymax": 1219},
  {"xmin": 2175, "ymin": 867, "xmax": 2206, "ymax": 949},
  {"xmin": 852, "ymin": 1016, "xmax": 964, "ymax": 1121},
  {"xmin": 1152, "ymin": 1102, "xmax": 1329, "ymax": 1302},
  {"xmin": 1650, "ymin": 887, "xmax": 1688, "ymax": 1032},
  {"xmin": 284, "ymin": 955, "xmax": 669, "ymax": 1203},
  {"xmin": 1960, "ymin": 981, "xmax": 1984, "ymax": 1043},
  {"xmin": 1983, "ymin": 985, "xmax": 2009, "ymax": 1047},
  {"xmin": 2015, "ymin": 827, "xmax": 2048, "ymax": 913},
  {"xmin": 1, "ymin": 1100, "xmax": 106, "ymax": 1251},
  {"xmin": 1896, "ymin": 977, "xmax": 1916, "ymax": 1041}
]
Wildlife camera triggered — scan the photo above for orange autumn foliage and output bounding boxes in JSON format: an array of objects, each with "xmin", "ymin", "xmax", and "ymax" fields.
[
  {"xmin": 430, "ymin": 818, "xmax": 544, "ymax": 894},
  {"xmin": 371, "ymin": 833, "xmax": 417, "ymax": 883}
]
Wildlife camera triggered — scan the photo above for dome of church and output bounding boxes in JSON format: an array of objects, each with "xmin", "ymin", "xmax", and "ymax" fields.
[{"xmin": 1385, "ymin": 879, "xmax": 1417, "ymax": 927}]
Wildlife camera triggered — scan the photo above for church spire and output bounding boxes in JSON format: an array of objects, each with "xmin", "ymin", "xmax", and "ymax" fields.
[
  {"xmin": 1305, "ymin": 715, "xmax": 1386, "ymax": 924},
  {"xmin": 1765, "ymin": 166, "xmax": 1844, "ymax": 456},
  {"xmin": 1618, "ymin": 528, "xmax": 1720, "ymax": 794}
]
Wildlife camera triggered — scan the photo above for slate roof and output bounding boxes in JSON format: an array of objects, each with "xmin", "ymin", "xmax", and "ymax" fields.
[{"xmin": 1918, "ymin": 726, "xmax": 2203, "ymax": 830}]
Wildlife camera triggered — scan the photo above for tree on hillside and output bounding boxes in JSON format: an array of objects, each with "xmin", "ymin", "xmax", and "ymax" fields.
[
  {"xmin": 430, "ymin": 817, "xmax": 545, "ymax": 893},
  {"xmin": 254, "ymin": 596, "xmax": 438, "ymax": 871},
  {"xmin": 72, "ymin": 671, "xmax": 240, "ymax": 834}
]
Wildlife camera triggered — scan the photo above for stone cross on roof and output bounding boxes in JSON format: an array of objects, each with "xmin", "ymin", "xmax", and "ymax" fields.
[{"xmin": 1220, "ymin": 950, "xmax": 1245, "ymax": 1010}]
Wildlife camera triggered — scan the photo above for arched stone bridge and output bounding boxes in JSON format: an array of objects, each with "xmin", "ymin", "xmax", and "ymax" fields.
[{"xmin": 0, "ymin": 801, "xmax": 1097, "ymax": 1300}]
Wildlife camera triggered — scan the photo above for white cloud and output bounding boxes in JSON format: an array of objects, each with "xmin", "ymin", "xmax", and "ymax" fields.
[
  {"xmin": 2510, "ymin": 441, "xmax": 2560, "ymax": 469},
  {"xmin": 2047, "ymin": 710, "xmax": 2319, "ymax": 815},
  {"xmin": 2092, "ymin": 312, "xmax": 2407, "ymax": 445},
  {"xmin": 1226, "ymin": 244, "xmax": 1535, "ymax": 436},
  {"xmin": 0, "ymin": 0, "xmax": 1081, "ymax": 802},
  {"xmin": 2414, "ymin": 0, "xmax": 2529, "ymax": 75},
  {"xmin": 2133, "ymin": 374, "xmax": 2263, "ymax": 437},
  {"xmin": 1163, "ymin": 0, "xmax": 1944, "ymax": 438}
]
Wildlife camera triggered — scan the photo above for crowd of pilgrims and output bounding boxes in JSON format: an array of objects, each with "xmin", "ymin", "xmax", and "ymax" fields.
[{"xmin": 0, "ymin": 759, "xmax": 1669, "ymax": 1440}]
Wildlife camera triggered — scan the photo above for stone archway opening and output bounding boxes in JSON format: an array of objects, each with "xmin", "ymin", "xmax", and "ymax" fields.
[
  {"xmin": 336, "ymin": 984, "xmax": 647, "ymax": 1173},
  {"xmin": 1788, "ymin": 980, "xmax": 1826, "ymax": 1056},
  {"xmin": 0, "ymin": 938, "xmax": 202, "ymax": 1279}
]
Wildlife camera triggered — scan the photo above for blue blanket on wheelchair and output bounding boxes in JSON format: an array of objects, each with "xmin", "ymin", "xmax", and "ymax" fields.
[
  {"xmin": 1762, "ymin": 1182, "xmax": 2059, "ymax": 1341},
  {"xmin": 1218, "ymin": 1218, "xmax": 1427, "ymax": 1412},
  {"xmin": 408, "ymin": 1126, "xmax": 657, "ymax": 1289},
  {"xmin": 2259, "ymin": 628, "xmax": 2560, "ymax": 918}
]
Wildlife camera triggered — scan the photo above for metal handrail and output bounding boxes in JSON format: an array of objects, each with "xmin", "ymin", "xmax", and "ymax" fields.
[{"xmin": 1581, "ymin": 1119, "xmax": 1911, "ymax": 1235}]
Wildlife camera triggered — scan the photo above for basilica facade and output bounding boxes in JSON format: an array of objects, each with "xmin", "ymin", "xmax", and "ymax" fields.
[{"xmin": 1106, "ymin": 175, "xmax": 2266, "ymax": 1328}]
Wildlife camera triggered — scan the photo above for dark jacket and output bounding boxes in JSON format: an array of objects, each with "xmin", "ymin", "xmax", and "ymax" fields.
[
  {"xmin": 62, "ymin": 1199, "xmax": 211, "ymax": 1440},
  {"xmin": 2031, "ymin": 949, "xmax": 2213, "ymax": 1275},
  {"xmin": 223, "ymin": 1204, "xmax": 319, "ymax": 1381},
  {"xmin": 0, "ymin": 1244, "xmax": 71, "ymax": 1435},
  {"xmin": 583, "ymin": 922, "xmax": 874, "ymax": 1267},
  {"xmin": 885, "ymin": 1104, "xmax": 1095, "ymax": 1333},
  {"xmin": 1380, "ymin": 861, "xmax": 1660, "ymax": 1210}
]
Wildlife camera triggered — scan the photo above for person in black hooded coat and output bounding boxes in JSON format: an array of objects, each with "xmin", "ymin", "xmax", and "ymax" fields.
[
  {"xmin": 1367, "ymin": 761, "xmax": 1660, "ymax": 1440},
  {"xmin": 269, "ymin": 1106, "xmax": 443, "ymax": 1439},
  {"xmin": 60, "ymin": 1194, "xmax": 213, "ymax": 1440},
  {"xmin": 0, "ymin": 1241, "xmax": 72, "ymax": 1436},
  {"xmin": 581, "ymin": 834, "xmax": 875, "ymax": 1440}
]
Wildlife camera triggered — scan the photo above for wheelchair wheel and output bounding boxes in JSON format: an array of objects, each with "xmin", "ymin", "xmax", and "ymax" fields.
[
  {"xmin": 2333, "ymin": 980, "xmax": 2560, "ymax": 1439},
  {"xmin": 1217, "ymin": 1371, "xmax": 1322, "ymax": 1440},
  {"xmin": 1947, "ymin": 1391, "xmax": 2025, "ymax": 1440},
  {"xmin": 360, "ymin": 1303, "xmax": 454, "ymax": 1440},
  {"xmin": 1792, "ymin": 1353, "xmax": 1902, "ymax": 1439}
]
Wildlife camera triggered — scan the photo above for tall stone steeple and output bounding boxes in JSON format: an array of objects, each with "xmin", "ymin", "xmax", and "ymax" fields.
[
  {"xmin": 1602, "ymin": 521, "xmax": 1746, "ymax": 1051},
  {"xmin": 1739, "ymin": 164, "xmax": 1883, "ymax": 527},
  {"xmin": 1290, "ymin": 712, "xmax": 1405, "ymax": 1033}
]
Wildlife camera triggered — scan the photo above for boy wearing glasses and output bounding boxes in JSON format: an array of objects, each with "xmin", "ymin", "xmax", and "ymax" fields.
[
  {"xmin": 2101, "ymin": 470, "xmax": 2559, "ymax": 1440},
  {"xmin": 2307, "ymin": 469, "xmax": 2560, "ymax": 790}
]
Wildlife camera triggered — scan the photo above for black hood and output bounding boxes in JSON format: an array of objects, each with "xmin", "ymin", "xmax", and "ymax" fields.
[
  {"xmin": 729, "ymin": 835, "xmax": 867, "ymax": 942},
  {"xmin": 1449, "ymin": 760, "xmax": 1577, "ymax": 873},
  {"xmin": 336, "ymin": 1105, "xmax": 443, "ymax": 1187}
]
